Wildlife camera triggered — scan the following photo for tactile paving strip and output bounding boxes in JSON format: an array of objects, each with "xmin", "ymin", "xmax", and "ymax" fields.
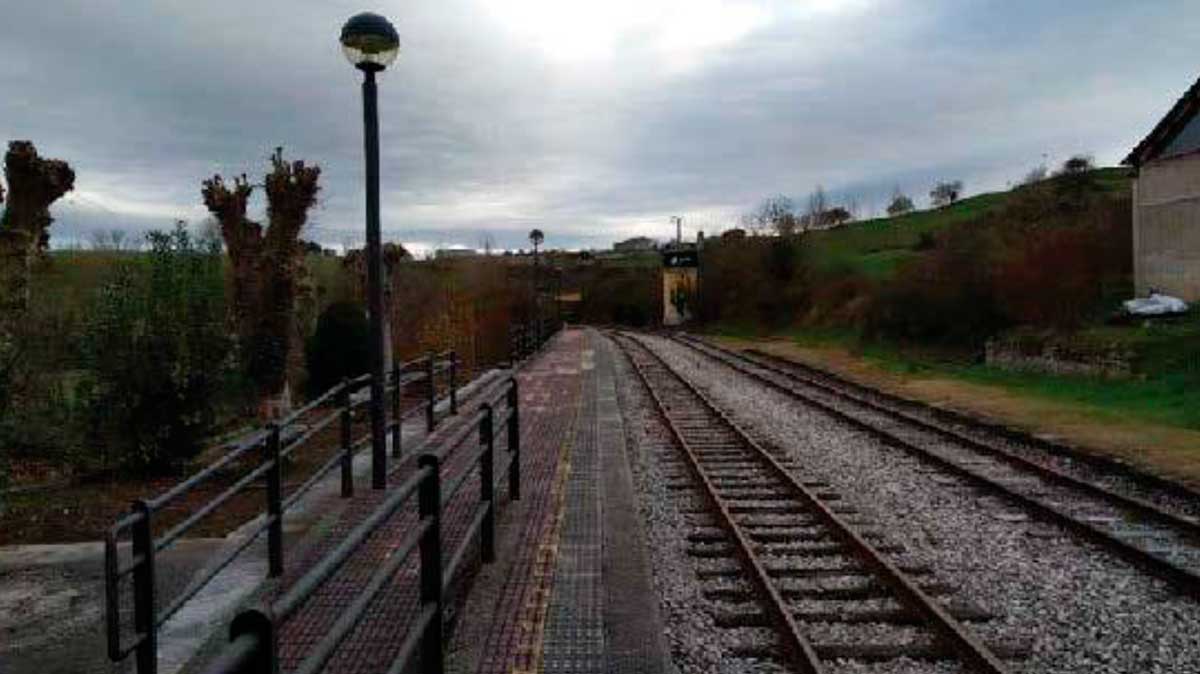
[{"xmin": 542, "ymin": 345, "xmax": 605, "ymax": 674}]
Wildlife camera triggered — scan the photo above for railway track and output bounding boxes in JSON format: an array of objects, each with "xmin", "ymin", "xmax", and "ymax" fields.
[
  {"xmin": 669, "ymin": 333, "xmax": 1200, "ymax": 600},
  {"xmin": 612, "ymin": 332, "xmax": 1017, "ymax": 673}
]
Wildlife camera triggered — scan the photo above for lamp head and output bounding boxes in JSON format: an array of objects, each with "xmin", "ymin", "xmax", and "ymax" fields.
[{"xmin": 340, "ymin": 12, "xmax": 400, "ymax": 70}]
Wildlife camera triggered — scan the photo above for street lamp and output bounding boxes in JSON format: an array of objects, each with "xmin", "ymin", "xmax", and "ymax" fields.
[{"xmin": 341, "ymin": 12, "xmax": 399, "ymax": 490}]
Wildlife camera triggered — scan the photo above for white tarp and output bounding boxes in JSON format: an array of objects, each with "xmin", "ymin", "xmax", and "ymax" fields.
[{"xmin": 1123, "ymin": 292, "xmax": 1189, "ymax": 316}]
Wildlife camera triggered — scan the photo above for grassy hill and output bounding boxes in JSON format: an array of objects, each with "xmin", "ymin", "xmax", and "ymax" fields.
[{"xmin": 807, "ymin": 167, "xmax": 1134, "ymax": 279}]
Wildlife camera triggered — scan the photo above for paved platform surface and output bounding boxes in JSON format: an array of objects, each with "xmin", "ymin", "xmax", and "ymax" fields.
[{"xmin": 447, "ymin": 329, "xmax": 672, "ymax": 674}]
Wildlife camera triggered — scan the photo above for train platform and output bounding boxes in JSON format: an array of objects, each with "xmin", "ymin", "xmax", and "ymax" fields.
[
  {"xmin": 175, "ymin": 327, "xmax": 670, "ymax": 674},
  {"xmin": 445, "ymin": 329, "xmax": 672, "ymax": 674}
]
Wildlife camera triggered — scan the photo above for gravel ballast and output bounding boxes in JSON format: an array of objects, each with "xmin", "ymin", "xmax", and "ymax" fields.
[{"xmin": 638, "ymin": 333, "xmax": 1200, "ymax": 674}]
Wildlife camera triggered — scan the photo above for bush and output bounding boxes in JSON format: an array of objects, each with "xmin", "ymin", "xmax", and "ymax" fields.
[
  {"xmin": 993, "ymin": 197, "xmax": 1131, "ymax": 330},
  {"xmin": 80, "ymin": 225, "xmax": 233, "ymax": 474},
  {"xmin": 305, "ymin": 301, "xmax": 369, "ymax": 396},
  {"xmin": 864, "ymin": 223, "xmax": 1009, "ymax": 348}
]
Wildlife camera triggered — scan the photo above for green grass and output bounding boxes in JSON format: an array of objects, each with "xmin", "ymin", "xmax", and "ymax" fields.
[
  {"xmin": 708, "ymin": 318, "xmax": 1200, "ymax": 432},
  {"xmin": 804, "ymin": 166, "xmax": 1134, "ymax": 279},
  {"xmin": 814, "ymin": 325, "xmax": 1200, "ymax": 431},
  {"xmin": 808, "ymin": 190, "xmax": 1010, "ymax": 259},
  {"xmin": 942, "ymin": 365, "xmax": 1200, "ymax": 430}
]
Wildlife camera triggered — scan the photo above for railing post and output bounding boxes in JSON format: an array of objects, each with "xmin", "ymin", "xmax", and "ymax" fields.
[
  {"xmin": 425, "ymin": 353, "xmax": 436, "ymax": 433},
  {"xmin": 449, "ymin": 351, "xmax": 459, "ymax": 415},
  {"xmin": 265, "ymin": 424, "xmax": 283, "ymax": 578},
  {"xmin": 391, "ymin": 361, "xmax": 402, "ymax": 459},
  {"xmin": 480, "ymin": 404, "xmax": 496, "ymax": 564},
  {"xmin": 130, "ymin": 500, "xmax": 157, "ymax": 674},
  {"xmin": 340, "ymin": 379, "xmax": 353, "ymax": 498},
  {"xmin": 506, "ymin": 379, "xmax": 521, "ymax": 501},
  {"xmin": 418, "ymin": 454, "xmax": 444, "ymax": 674},
  {"xmin": 230, "ymin": 608, "xmax": 277, "ymax": 674}
]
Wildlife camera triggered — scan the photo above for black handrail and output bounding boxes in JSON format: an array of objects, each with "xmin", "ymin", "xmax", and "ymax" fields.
[
  {"xmin": 200, "ymin": 377, "xmax": 520, "ymax": 674},
  {"xmin": 105, "ymin": 352, "xmax": 461, "ymax": 674}
]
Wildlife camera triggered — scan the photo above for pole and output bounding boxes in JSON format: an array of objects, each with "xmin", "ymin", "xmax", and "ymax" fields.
[
  {"xmin": 265, "ymin": 424, "xmax": 283, "ymax": 577},
  {"xmin": 361, "ymin": 64, "xmax": 387, "ymax": 491},
  {"xmin": 130, "ymin": 501, "xmax": 157, "ymax": 674}
]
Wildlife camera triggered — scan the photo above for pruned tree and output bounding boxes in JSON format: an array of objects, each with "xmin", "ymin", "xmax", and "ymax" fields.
[
  {"xmin": 0, "ymin": 141, "xmax": 75, "ymax": 314},
  {"xmin": 201, "ymin": 147, "xmax": 320, "ymax": 416},
  {"xmin": 929, "ymin": 180, "xmax": 963, "ymax": 208}
]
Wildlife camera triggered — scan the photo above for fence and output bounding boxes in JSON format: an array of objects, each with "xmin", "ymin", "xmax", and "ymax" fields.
[
  {"xmin": 104, "ymin": 351, "xmax": 460, "ymax": 674},
  {"xmin": 200, "ymin": 377, "xmax": 520, "ymax": 674},
  {"xmin": 509, "ymin": 314, "xmax": 562, "ymax": 362}
]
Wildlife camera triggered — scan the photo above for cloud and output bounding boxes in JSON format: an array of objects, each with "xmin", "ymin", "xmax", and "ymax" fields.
[{"xmin": 1, "ymin": 0, "xmax": 1197, "ymax": 251}]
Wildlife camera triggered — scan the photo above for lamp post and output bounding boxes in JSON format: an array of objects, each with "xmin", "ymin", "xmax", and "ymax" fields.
[
  {"xmin": 529, "ymin": 229, "xmax": 544, "ymax": 345},
  {"xmin": 341, "ymin": 12, "xmax": 399, "ymax": 490}
]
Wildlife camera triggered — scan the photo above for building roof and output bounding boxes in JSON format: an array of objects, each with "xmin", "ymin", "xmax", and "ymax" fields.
[{"xmin": 1125, "ymin": 74, "xmax": 1200, "ymax": 167}]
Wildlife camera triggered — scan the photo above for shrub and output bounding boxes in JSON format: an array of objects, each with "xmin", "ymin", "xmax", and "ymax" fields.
[
  {"xmin": 305, "ymin": 301, "xmax": 370, "ymax": 396},
  {"xmin": 864, "ymin": 223, "xmax": 1008, "ymax": 348},
  {"xmin": 993, "ymin": 197, "xmax": 1131, "ymax": 329},
  {"xmin": 80, "ymin": 225, "xmax": 232, "ymax": 474}
]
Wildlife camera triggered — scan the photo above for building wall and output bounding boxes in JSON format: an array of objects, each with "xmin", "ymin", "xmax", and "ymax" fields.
[{"xmin": 1134, "ymin": 152, "xmax": 1200, "ymax": 300}]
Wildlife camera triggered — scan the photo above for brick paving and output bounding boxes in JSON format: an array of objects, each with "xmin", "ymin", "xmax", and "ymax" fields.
[
  {"xmin": 272, "ymin": 330, "xmax": 585, "ymax": 674},
  {"xmin": 462, "ymin": 332, "xmax": 584, "ymax": 674},
  {"xmin": 446, "ymin": 329, "xmax": 671, "ymax": 674}
]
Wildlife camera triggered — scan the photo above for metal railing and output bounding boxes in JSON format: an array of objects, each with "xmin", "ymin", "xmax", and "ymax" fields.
[
  {"xmin": 105, "ymin": 351, "xmax": 461, "ymax": 674},
  {"xmin": 508, "ymin": 317, "xmax": 562, "ymax": 363},
  {"xmin": 200, "ymin": 377, "xmax": 521, "ymax": 674}
]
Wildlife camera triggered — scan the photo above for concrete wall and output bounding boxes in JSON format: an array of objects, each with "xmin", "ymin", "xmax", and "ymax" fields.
[{"xmin": 1133, "ymin": 152, "xmax": 1200, "ymax": 300}]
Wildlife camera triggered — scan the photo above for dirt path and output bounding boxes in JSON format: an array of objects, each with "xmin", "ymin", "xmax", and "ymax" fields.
[{"xmin": 713, "ymin": 336, "xmax": 1200, "ymax": 489}]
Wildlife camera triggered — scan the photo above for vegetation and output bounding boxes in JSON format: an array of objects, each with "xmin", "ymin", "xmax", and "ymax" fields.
[
  {"xmin": 81, "ymin": 225, "xmax": 234, "ymax": 473},
  {"xmin": 305, "ymin": 301, "xmax": 369, "ymax": 396}
]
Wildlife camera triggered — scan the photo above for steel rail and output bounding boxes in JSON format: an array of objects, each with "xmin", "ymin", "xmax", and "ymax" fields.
[
  {"xmin": 673, "ymin": 334, "xmax": 1200, "ymax": 600},
  {"xmin": 683, "ymin": 337, "xmax": 1200, "ymax": 538},
  {"xmin": 613, "ymin": 334, "xmax": 823, "ymax": 674},
  {"xmin": 615, "ymin": 333, "xmax": 1010, "ymax": 674},
  {"xmin": 736, "ymin": 341, "xmax": 1200, "ymax": 504}
]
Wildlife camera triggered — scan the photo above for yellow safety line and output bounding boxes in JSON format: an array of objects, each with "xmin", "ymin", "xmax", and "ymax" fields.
[{"xmin": 510, "ymin": 345, "xmax": 585, "ymax": 674}]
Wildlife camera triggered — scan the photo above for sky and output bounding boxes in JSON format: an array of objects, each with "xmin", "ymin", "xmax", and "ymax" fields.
[{"xmin": 1, "ymin": 0, "xmax": 1198, "ymax": 254}]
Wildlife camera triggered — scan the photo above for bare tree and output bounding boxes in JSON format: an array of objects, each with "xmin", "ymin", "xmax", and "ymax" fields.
[
  {"xmin": 929, "ymin": 180, "xmax": 964, "ymax": 208},
  {"xmin": 806, "ymin": 185, "xmax": 828, "ymax": 226},
  {"xmin": 823, "ymin": 206, "xmax": 852, "ymax": 227},
  {"xmin": 479, "ymin": 231, "xmax": 496, "ymax": 256},
  {"xmin": 89, "ymin": 228, "xmax": 130, "ymax": 251},
  {"xmin": 1022, "ymin": 164, "xmax": 1048, "ymax": 186},
  {"xmin": 1056, "ymin": 154, "xmax": 1094, "ymax": 176},
  {"xmin": 201, "ymin": 147, "xmax": 320, "ymax": 417},
  {"xmin": 749, "ymin": 195, "xmax": 799, "ymax": 236},
  {"xmin": 886, "ymin": 186, "xmax": 915, "ymax": 217}
]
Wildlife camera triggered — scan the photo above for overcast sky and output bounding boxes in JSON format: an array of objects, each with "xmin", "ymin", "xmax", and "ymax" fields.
[{"xmin": 2, "ymin": 1, "xmax": 1198, "ymax": 253}]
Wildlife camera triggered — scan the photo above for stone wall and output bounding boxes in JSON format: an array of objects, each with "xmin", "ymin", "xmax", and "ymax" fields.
[{"xmin": 985, "ymin": 333, "xmax": 1134, "ymax": 378}]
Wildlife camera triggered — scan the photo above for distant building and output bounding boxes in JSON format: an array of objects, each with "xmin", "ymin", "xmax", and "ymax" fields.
[
  {"xmin": 613, "ymin": 236, "xmax": 657, "ymax": 253},
  {"xmin": 1125, "ymin": 75, "xmax": 1200, "ymax": 300},
  {"xmin": 435, "ymin": 248, "xmax": 478, "ymax": 260}
]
